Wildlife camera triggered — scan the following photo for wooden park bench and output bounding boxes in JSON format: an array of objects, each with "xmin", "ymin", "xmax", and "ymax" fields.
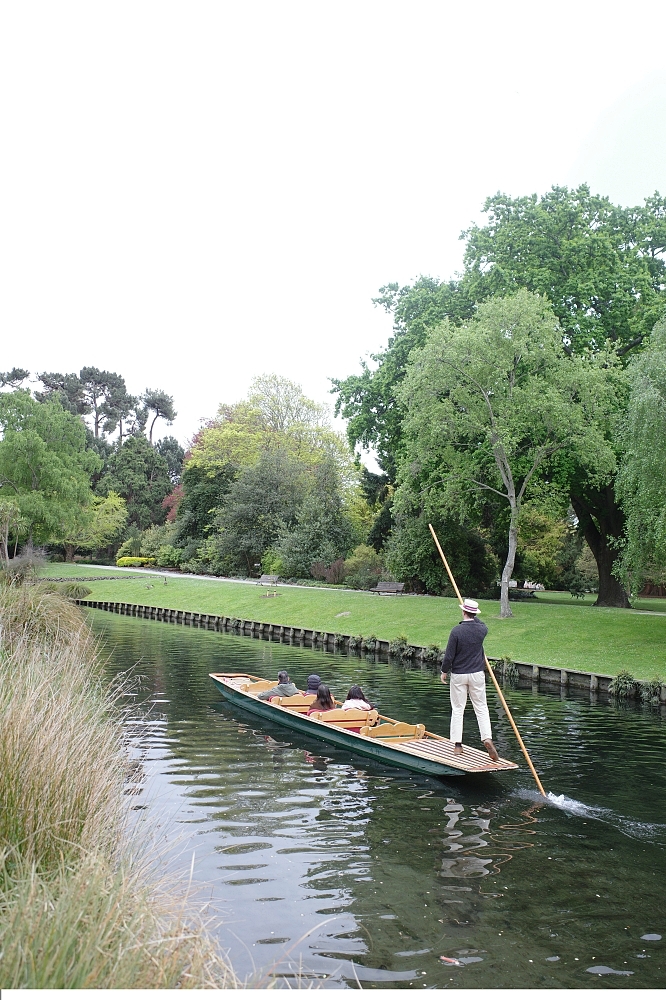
[
  {"xmin": 369, "ymin": 581, "xmax": 405, "ymax": 595},
  {"xmin": 258, "ymin": 574, "xmax": 279, "ymax": 586}
]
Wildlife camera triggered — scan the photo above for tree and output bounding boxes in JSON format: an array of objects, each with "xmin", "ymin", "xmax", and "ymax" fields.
[
  {"xmin": 79, "ymin": 368, "xmax": 129, "ymax": 438},
  {"xmin": 103, "ymin": 385, "xmax": 139, "ymax": 444},
  {"xmin": 97, "ymin": 436, "xmax": 172, "ymax": 529},
  {"xmin": 205, "ymin": 451, "xmax": 308, "ymax": 575},
  {"xmin": 0, "ymin": 368, "xmax": 30, "ymax": 389},
  {"xmin": 274, "ymin": 458, "xmax": 355, "ymax": 578},
  {"xmin": 189, "ymin": 375, "xmax": 349, "ymax": 475},
  {"xmin": 37, "ymin": 368, "xmax": 132, "ymax": 438},
  {"xmin": 398, "ymin": 291, "xmax": 619, "ymax": 616},
  {"xmin": 616, "ymin": 314, "xmax": 666, "ymax": 590},
  {"xmin": 462, "ymin": 186, "xmax": 666, "ymax": 355},
  {"xmin": 36, "ymin": 371, "xmax": 89, "ymax": 415},
  {"xmin": 0, "ymin": 391, "xmax": 100, "ymax": 544},
  {"xmin": 0, "ymin": 498, "xmax": 25, "ymax": 563},
  {"xmin": 61, "ymin": 491, "xmax": 128, "ymax": 562},
  {"xmin": 142, "ymin": 389, "xmax": 176, "ymax": 444},
  {"xmin": 333, "ymin": 278, "xmax": 475, "ymax": 477},
  {"xmin": 333, "ymin": 186, "xmax": 666, "ymax": 605},
  {"xmin": 155, "ymin": 436, "xmax": 185, "ymax": 483}
]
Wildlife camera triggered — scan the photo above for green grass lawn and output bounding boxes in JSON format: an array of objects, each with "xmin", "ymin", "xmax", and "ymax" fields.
[{"xmin": 43, "ymin": 564, "xmax": 666, "ymax": 680}]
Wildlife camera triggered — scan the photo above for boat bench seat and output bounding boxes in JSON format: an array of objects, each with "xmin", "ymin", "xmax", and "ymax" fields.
[
  {"xmin": 359, "ymin": 721, "xmax": 425, "ymax": 742},
  {"xmin": 242, "ymin": 679, "xmax": 278, "ymax": 694},
  {"xmin": 270, "ymin": 694, "xmax": 316, "ymax": 712},
  {"xmin": 311, "ymin": 708, "xmax": 379, "ymax": 729}
]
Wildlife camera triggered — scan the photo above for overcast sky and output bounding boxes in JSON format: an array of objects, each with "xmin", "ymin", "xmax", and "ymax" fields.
[{"xmin": 1, "ymin": 1, "xmax": 665, "ymax": 448}]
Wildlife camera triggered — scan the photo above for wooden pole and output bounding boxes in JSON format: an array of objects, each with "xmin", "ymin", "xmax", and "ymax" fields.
[{"xmin": 428, "ymin": 522, "xmax": 546, "ymax": 797}]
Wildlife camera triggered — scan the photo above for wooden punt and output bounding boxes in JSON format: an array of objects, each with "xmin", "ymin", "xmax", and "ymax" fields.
[{"xmin": 209, "ymin": 672, "xmax": 518, "ymax": 778}]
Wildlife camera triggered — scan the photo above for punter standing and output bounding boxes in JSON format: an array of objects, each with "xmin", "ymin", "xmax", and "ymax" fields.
[{"xmin": 441, "ymin": 598, "xmax": 499, "ymax": 760}]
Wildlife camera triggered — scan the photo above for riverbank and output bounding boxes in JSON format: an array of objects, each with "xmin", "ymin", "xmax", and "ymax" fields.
[
  {"xmin": 0, "ymin": 583, "xmax": 236, "ymax": 989},
  {"xmin": 45, "ymin": 564, "xmax": 666, "ymax": 678}
]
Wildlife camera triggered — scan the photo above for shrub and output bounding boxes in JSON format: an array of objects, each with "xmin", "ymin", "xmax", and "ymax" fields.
[
  {"xmin": 343, "ymin": 544, "xmax": 384, "ymax": 590},
  {"xmin": 495, "ymin": 656, "xmax": 519, "ymax": 684},
  {"xmin": 361, "ymin": 634, "xmax": 378, "ymax": 653},
  {"xmin": 0, "ymin": 548, "xmax": 46, "ymax": 587},
  {"xmin": 116, "ymin": 557, "xmax": 156, "ymax": 567},
  {"xmin": 156, "ymin": 545, "xmax": 181, "ymax": 567},
  {"xmin": 389, "ymin": 634, "xmax": 409, "ymax": 657},
  {"xmin": 311, "ymin": 557, "xmax": 346, "ymax": 584},
  {"xmin": 348, "ymin": 635, "xmax": 363, "ymax": 650},
  {"xmin": 608, "ymin": 670, "xmax": 636, "ymax": 699},
  {"xmin": 0, "ymin": 586, "xmax": 235, "ymax": 988},
  {"xmin": 57, "ymin": 583, "xmax": 93, "ymax": 600},
  {"xmin": 422, "ymin": 644, "xmax": 442, "ymax": 663},
  {"xmin": 638, "ymin": 679, "xmax": 662, "ymax": 706}
]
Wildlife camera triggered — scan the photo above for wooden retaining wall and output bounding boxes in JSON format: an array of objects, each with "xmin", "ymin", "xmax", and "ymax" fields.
[{"xmin": 75, "ymin": 599, "xmax": 666, "ymax": 704}]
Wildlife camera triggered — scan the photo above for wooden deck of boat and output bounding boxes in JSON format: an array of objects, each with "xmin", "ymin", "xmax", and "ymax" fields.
[
  {"xmin": 210, "ymin": 672, "xmax": 518, "ymax": 774},
  {"xmin": 396, "ymin": 736, "xmax": 516, "ymax": 772}
]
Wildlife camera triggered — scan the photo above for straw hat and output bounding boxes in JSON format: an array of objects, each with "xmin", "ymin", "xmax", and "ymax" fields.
[{"xmin": 460, "ymin": 598, "xmax": 480, "ymax": 615}]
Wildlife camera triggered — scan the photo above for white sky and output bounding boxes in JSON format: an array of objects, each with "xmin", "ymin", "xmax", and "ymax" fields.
[{"xmin": 1, "ymin": 1, "xmax": 665, "ymax": 448}]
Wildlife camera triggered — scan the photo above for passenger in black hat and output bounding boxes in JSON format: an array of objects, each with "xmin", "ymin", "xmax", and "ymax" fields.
[{"xmin": 305, "ymin": 673, "xmax": 322, "ymax": 696}]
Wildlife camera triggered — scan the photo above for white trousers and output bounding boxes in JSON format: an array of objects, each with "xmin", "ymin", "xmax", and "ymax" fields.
[{"xmin": 449, "ymin": 671, "xmax": 492, "ymax": 744}]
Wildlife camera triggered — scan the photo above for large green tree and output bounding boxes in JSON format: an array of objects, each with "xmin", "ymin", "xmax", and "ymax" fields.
[
  {"xmin": 0, "ymin": 391, "xmax": 100, "ymax": 544},
  {"xmin": 398, "ymin": 291, "xmax": 619, "ymax": 615},
  {"xmin": 61, "ymin": 491, "xmax": 128, "ymax": 562},
  {"xmin": 97, "ymin": 435, "xmax": 172, "ymax": 529},
  {"xmin": 616, "ymin": 314, "xmax": 666, "ymax": 590},
  {"xmin": 274, "ymin": 458, "xmax": 355, "ymax": 578},
  {"xmin": 202, "ymin": 450, "xmax": 308, "ymax": 575},
  {"xmin": 334, "ymin": 185, "xmax": 666, "ymax": 606}
]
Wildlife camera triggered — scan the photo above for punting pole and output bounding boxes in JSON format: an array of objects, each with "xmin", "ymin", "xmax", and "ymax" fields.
[{"xmin": 428, "ymin": 522, "xmax": 547, "ymax": 797}]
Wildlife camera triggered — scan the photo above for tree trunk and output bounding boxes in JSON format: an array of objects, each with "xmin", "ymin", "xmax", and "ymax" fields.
[
  {"xmin": 500, "ymin": 503, "xmax": 519, "ymax": 618},
  {"xmin": 64, "ymin": 544, "xmax": 76, "ymax": 563},
  {"xmin": 570, "ymin": 485, "xmax": 630, "ymax": 608}
]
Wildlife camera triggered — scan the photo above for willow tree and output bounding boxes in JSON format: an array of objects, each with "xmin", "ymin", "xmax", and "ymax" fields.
[
  {"xmin": 616, "ymin": 315, "xmax": 666, "ymax": 590},
  {"xmin": 398, "ymin": 290, "xmax": 620, "ymax": 617}
]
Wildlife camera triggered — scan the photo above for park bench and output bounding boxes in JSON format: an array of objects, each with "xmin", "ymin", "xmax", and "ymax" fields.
[
  {"xmin": 369, "ymin": 581, "xmax": 405, "ymax": 595},
  {"xmin": 258, "ymin": 574, "xmax": 279, "ymax": 586}
]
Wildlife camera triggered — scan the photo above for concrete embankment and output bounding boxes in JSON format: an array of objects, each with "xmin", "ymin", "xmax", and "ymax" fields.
[{"xmin": 77, "ymin": 599, "xmax": 666, "ymax": 705}]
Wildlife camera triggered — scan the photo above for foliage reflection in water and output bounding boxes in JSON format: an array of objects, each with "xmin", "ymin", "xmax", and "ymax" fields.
[{"xmin": 90, "ymin": 611, "xmax": 666, "ymax": 989}]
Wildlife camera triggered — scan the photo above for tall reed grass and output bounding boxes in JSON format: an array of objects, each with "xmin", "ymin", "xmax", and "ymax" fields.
[{"xmin": 0, "ymin": 583, "xmax": 236, "ymax": 989}]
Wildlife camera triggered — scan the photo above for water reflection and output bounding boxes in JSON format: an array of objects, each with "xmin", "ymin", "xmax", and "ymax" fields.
[{"xmin": 92, "ymin": 611, "xmax": 666, "ymax": 989}]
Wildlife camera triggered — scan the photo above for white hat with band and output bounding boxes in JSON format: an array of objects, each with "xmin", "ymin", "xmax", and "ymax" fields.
[{"xmin": 460, "ymin": 598, "xmax": 480, "ymax": 615}]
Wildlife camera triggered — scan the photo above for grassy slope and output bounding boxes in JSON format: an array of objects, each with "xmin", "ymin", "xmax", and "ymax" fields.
[{"xmin": 45, "ymin": 565, "xmax": 666, "ymax": 679}]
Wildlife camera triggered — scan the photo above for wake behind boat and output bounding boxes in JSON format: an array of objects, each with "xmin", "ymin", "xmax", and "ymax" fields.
[{"xmin": 209, "ymin": 672, "xmax": 518, "ymax": 778}]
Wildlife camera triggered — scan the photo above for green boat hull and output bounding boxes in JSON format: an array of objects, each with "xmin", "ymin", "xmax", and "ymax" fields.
[{"xmin": 210, "ymin": 675, "xmax": 467, "ymax": 777}]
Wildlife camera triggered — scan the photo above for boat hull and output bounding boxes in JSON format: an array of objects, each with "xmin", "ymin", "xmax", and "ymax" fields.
[{"xmin": 210, "ymin": 674, "xmax": 474, "ymax": 777}]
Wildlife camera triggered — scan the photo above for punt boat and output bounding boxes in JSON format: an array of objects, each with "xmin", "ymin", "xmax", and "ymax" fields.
[{"xmin": 209, "ymin": 672, "xmax": 519, "ymax": 778}]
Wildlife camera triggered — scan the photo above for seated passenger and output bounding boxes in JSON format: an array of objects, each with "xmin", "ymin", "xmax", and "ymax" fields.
[
  {"xmin": 258, "ymin": 670, "xmax": 300, "ymax": 701},
  {"xmin": 307, "ymin": 683, "xmax": 336, "ymax": 715},
  {"xmin": 341, "ymin": 684, "xmax": 372, "ymax": 711},
  {"xmin": 305, "ymin": 673, "xmax": 322, "ymax": 696}
]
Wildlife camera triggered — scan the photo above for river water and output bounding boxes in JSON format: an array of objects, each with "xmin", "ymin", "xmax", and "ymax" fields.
[{"xmin": 90, "ymin": 610, "xmax": 665, "ymax": 989}]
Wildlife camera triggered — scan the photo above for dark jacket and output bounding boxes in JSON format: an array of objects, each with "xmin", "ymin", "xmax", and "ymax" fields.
[
  {"xmin": 442, "ymin": 619, "xmax": 488, "ymax": 674},
  {"xmin": 258, "ymin": 682, "xmax": 299, "ymax": 701}
]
